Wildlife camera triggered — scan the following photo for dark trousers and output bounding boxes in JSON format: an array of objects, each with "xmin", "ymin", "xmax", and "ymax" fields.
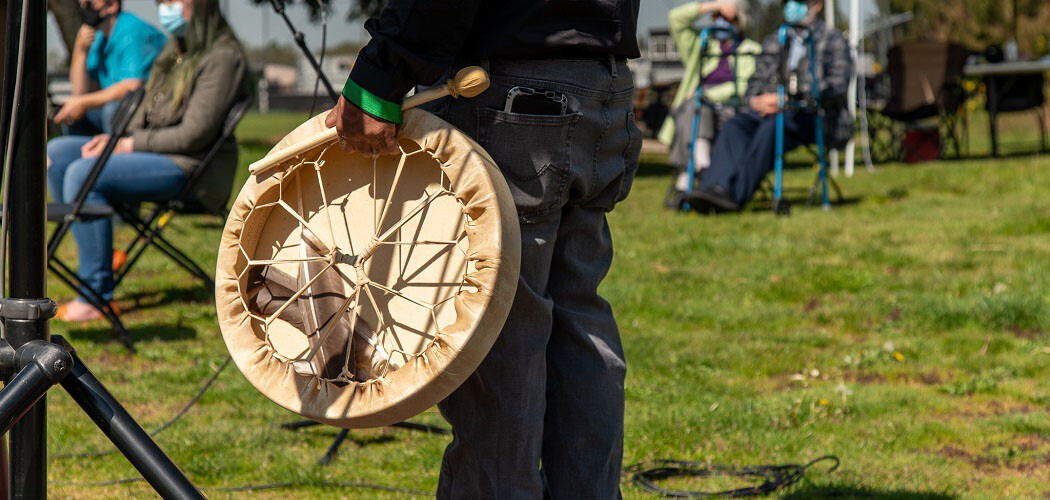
[
  {"xmin": 430, "ymin": 57, "xmax": 639, "ymax": 499},
  {"xmin": 699, "ymin": 110, "xmax": 816, "ymax": 206}
]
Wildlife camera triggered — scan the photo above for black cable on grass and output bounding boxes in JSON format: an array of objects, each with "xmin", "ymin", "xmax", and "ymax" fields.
[
  {"xmin": 50, "ymin": 354, "xmax": 438, "ymax": 495},
  {"xmin": 52, "ymin": 478, "xmax": 429, "ymax": 496},
  {"xmin": 54, "ymin": 356, "xmax": 233, "ymax": 460},
  {"xmin": 628, "ymin": 455, "xmax": 839, "ymax": 498}
]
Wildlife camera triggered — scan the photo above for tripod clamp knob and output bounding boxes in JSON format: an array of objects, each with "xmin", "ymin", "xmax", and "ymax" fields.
[{"xmin": 0, "ymin": 298, "xmax": 57, "ymax": 321}]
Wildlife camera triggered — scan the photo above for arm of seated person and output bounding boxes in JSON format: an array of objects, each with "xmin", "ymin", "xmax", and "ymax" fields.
[
  {"xmin": 54, "ymin": 79, "xmax": 143, "ymax": 125},
  {"xmin": 80, "ymin": 134, "xmax": 135, "ymax": 158}
]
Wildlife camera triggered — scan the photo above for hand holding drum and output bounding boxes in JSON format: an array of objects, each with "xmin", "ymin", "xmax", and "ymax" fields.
[{"xmin": 248, "ymin": 66, "xmax": 490, "ymax": 176}]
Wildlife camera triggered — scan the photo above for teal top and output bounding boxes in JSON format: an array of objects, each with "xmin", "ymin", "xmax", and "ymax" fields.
[{"xmin": 86, "ymin": 12, "xmax": 167, "ymax": 89}]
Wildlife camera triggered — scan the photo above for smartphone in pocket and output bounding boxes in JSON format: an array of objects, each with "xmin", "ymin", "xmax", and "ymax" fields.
[{"xmin": 504, "ymin": 86, "xmax": 569, "ymax": 115}]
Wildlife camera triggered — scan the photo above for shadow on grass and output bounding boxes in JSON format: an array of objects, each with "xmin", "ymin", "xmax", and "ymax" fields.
[
  {"xmin": 122, "ymin": 284, "xmax": 214, "ymax": 313},
  {"xmin": 637, "ymin": 157, "xmax": 830, "ymax": 179},
  {"xmin": 190, "ymin": 219, "xmax": 226, "ymax": 230},
  {"xmin": 65, "ymin": 323, "xmax": 198, "ymax": 345},
  {"xmin": 747, "ymin": 195, "xmax": 865, "ymax": 214},
  {"xmin": 783, "ymin": 483, "xmax": 957, "ymax": 499},
  {"xmin": 296, "ymin": 426, "xmax": 401, "ymax": 448}
]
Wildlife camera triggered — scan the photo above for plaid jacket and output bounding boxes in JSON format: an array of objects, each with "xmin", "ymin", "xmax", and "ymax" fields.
[{"xmin": 745, "ymin": 20, "xmax": 855, "ymax": 148}]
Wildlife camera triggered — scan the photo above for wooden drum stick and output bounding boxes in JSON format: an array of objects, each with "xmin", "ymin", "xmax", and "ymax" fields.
[{"xmin": 248, "ymin": 66, "xmax": 490, "ymax": 176}]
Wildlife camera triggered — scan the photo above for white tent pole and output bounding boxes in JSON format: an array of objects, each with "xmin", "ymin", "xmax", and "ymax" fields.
[
  {"xmin": 844, "ymin": 0, "xmax": 860, "ymax": 176},
  {"xmin": 825, "ymin": 0, "xmax": 839, "ymax": 175}
]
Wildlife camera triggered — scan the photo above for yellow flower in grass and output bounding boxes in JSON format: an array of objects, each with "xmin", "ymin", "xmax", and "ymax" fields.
[
  {"xmin": 893, "ymin": 351, "xmax": 904, "ymax": 361},
  {"xmin": 819, "ymin": 399, "xmax": 829, "ymax": 405}
]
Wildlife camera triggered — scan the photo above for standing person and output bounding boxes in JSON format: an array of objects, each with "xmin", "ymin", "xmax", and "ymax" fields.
[
  {"xmin": 658, "ymin": 0, "xmax": 761, "ymax": 202},
  {"xmin": 325, "ymin": 2, "xmax": 642, "ymax": 498},
  {"xmin": 53, "ymin": 0, "xmax": 167, "ymax": 135},
  {"xmin": 693, "ymin": 0, "xmax": 853, "ymax": 212},
  {"xmin": 46, "ymin": 0, "xmax": 253, "ymax": 321}
]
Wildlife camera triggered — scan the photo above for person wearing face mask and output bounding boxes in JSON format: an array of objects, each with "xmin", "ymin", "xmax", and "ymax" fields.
[
  {"xmin": 53, "ymin": 0, "xmax": 167, "ymax": 135},
  {"xmin": 692, "ymin": 0, "xmax": 854, "ymax": 213},
  {"xmin": 657, "ymin": 0, "xmax": 760, "ymax": 206},
  {"xmin": 45, "ymin": 0, "xmax": 254, "ymax": 322}
]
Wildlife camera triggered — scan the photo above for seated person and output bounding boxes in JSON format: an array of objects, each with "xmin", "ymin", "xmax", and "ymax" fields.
[
  {"xmin": 657, "ymin": 0, "xmax": 760, "ymax": 201},
  {"xmin": 53, "ymin": 0, "xmax": 167, "ymax": 135},
  {"xmin": 46, "ymin": 0, "xmax": 253, "ymax": 321},
  {"xmin": 693, "ymin": 0, "xmax": 853, "ymax": 212}
]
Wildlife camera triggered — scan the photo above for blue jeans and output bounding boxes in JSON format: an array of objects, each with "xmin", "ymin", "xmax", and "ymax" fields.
[
  {"xmin": 62, "ymin": 99, "xmax": 122, "ymax": 136},
  {"xmin": 46, "ymin": 135, "xmax": 187, "ymax": 301}
]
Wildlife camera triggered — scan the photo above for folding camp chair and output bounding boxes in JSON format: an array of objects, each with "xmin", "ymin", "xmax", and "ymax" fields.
[
  {"xmin": 667, "ymin": 24, "xmax": 745, "ymax": 212},
  {"xmin": 865, "ymin": 42, "xmax": 971, "ymax": 162},
  {"xmin": 109, "ymin": 95, "xmax": 252, "ymax": 295},
  {"xmin": 45, "ymin": 87, "xmax": 146, "ymax": 351},
  {"xmin": 46, "ymin": 92, "xmax": 250, "ymax": 351}
]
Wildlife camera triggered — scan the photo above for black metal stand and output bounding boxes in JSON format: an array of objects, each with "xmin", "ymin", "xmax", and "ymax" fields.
[
  {"xmin": 0, "ymin": 1, "xmax": 204, "ymax": 496},
  {"xmin": 268, "ymin": 0, "xmax": 339, "ymax": 104}
]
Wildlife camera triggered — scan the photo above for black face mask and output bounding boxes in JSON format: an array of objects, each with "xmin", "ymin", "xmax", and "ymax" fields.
[{"xmin": 79, "ymin": 4, "xmax": 108, "ymax": 28}]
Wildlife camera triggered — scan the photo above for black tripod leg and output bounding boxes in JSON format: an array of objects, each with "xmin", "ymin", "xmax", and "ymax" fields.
[
  {"xmin": 318, "ymin": 428, "xmax": 350, "ymax": 466},
  {"xmin": 59, "ymin": 345, "xmax": 204, "ymax": 499}
]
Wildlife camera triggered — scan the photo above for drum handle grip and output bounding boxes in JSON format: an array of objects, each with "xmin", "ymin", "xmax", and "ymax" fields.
[{"xmin": 249, "ymin": 66, "xmax": 490, "ymax": 176}]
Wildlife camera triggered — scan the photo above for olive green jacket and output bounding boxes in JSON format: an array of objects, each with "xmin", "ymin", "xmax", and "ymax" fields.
[{"xmin": 127, "ymin": 35, "xmax": 251, "ymax": 212}]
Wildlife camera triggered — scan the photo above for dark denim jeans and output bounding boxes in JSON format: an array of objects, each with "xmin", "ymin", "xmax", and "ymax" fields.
[
  {"xmin": 699, "ymin": 110, "xmax": 817, "ymax": 206},
  {"xmin": 428, "ymin": 57, "xmax": 641, "ymax": 499},
  {"xmin": 46, "ymin": 135, "xmax": 186, "ymax": 300}
]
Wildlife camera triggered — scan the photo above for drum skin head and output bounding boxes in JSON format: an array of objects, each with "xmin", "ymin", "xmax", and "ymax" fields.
[{"xmin": 215, "ymin": 109, "xmax": 520, "ymax": 428}]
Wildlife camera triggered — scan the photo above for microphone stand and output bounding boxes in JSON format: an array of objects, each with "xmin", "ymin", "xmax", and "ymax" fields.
[{"xmin": 268, "ymin": 0, "xmax": 340, "ymax": 104}]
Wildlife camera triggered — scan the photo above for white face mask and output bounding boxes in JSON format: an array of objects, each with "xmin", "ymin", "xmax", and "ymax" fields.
[{"xmin": 158, "ymin": 2, "xmax": 187, "ymax": 36}]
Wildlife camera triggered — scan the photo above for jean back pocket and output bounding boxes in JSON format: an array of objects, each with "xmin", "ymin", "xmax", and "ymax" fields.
[{"xmin": 476, "ymin": 107, "xmax": 580, "ymax": 223}]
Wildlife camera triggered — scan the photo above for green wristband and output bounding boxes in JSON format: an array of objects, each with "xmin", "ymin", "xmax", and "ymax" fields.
[{"xmin": 342, "ymin": 79, "xmax": 402, "ymax": 124}]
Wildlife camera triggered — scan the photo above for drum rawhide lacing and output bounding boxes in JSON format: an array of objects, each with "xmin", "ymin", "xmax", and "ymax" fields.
[{"xmin": 237, "ymin": 142, "xmax": 473, "ymax": 384}]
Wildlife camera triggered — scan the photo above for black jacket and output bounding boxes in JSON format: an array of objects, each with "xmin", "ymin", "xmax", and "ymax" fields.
[{"xmin": 349, "ymin": 1, "xmax": 641, "ymax": 104}]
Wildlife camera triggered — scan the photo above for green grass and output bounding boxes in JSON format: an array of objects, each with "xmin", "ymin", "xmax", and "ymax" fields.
[{"xmin": 43, "ymin": 111, "xmax": 1049, "ymax": 498}]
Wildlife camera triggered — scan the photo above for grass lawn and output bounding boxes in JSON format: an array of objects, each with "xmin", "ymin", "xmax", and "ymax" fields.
[{"xmin": 43, "ymin": 111, "xmax": 1049, "ymax": 499}]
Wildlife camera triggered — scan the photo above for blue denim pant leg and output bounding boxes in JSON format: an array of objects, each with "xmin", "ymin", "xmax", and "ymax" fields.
[
  {"xmin": 53, "ymin": 151, "xmax": 186, "ymax": 301},
  {"xmin": 62, "ymin": 99, "xmax": 122, "ymax": 136},
  {"xmin": 434, "ymin": 58, "xmax": 639, "ymax": 500},
  {"xmin": 47, "ymin": 136, "xmax": 93, "ymax": 202}
]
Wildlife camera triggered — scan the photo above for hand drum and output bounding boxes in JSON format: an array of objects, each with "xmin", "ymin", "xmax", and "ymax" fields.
[{"xmin": 215, "ymin": 109, "xmax": 520, "ymax": 428}]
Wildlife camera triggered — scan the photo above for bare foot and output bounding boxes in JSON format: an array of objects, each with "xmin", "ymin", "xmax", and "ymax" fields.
[{"xmin": 56, "ymin": 301, "xmax": 107, "ymax": 322}]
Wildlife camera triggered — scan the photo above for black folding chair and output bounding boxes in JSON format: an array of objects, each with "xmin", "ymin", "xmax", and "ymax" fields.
[
  {"xmin": 45, "ymin": 87, "xmax": 146, "ymax": 351},
  {"xmin": 110, "ymin": 95, "xmax": 251, "ymax": 295},
  {"xmin": 47, "ymin": 92, "xmax": 251, "ymax": 352}
]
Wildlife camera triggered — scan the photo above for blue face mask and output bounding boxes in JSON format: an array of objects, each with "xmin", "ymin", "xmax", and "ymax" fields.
[
  {"xmin": 712, "ymin": 17, "xmax": 735, "ymax": 41},
  {"xmin": 783, "ymin": 0, "xmax": 809, "ymax": 25},
  {"xmin": 158, "ymin": 2, "xmax": 187, "ymax": 36}
]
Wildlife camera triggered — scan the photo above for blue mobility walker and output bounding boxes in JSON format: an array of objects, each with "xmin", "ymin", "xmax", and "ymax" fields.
[
  {"xmin": 772, "ymin": 23, "xmax": 832, "ymax": 216},
  {"xmin": 679, "ymin": 25, "xmax": 742, "ymax": 212}
]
